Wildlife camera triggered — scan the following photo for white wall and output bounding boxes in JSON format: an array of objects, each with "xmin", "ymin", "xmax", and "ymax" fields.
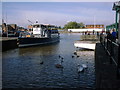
[{"xmin": 68, "ymin": 28, "xmax": 103, "ymax": 32}]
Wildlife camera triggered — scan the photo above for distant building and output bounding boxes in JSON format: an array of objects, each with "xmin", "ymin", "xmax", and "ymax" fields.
[
  {"xmin": 2, "ymin": 23, "xmax": 17, "ymax": 33},
  {"xmin": 86, "ymin": 24, "xmax": 104, "ymax": 29},
  {"xmin": 7, "ymin": 24, "xmax": 17, "ymax": 34},
  {"xmin": 28, "ymin": 25, "xmax": 33, "ymax": 29},
  {"xmin": 68, "ymin": 24, "xmax": 105, "ymax": 33}
]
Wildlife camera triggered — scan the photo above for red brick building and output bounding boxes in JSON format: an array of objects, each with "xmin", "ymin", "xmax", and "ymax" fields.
[{"xmin": 86, "ymin": 24, "xmax": 104, "ymax": 29}]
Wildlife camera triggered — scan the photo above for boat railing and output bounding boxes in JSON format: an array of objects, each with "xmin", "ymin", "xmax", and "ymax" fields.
[{"xmin": 100, "ymin": 34, "xmax": 120, "ymax": 79}]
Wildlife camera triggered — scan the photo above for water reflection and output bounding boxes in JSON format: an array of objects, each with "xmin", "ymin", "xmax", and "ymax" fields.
[{"xmin": 2, "ymin": 33, "xmax": 95, "ymax": 89}]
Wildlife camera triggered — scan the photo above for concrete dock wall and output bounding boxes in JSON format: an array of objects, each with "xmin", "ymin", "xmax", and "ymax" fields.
[{"xmin": 95, "ymin": 43, "xmax": 120, "ymax": 88}]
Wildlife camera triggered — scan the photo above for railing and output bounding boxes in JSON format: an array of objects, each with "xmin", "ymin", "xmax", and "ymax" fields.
[{"xmin": 100, "ymin": 34, "xmax": 120, "ymax": 79}]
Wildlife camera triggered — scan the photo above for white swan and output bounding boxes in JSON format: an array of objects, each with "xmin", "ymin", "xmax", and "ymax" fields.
[
  {"xmin": 82, "ymin": 64, "xmax": 87, "ymax": 69},
  {"xmin": 77, "ymin": 64, "xmax": 84, "ymax": 73}
]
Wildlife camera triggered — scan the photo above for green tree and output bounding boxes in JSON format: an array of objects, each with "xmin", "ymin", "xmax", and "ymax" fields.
[
  {"xmin": 64, "ymin": 21, "xmax": 78, "ymax": 29},
  {"xmin": 64, "ymin": 21, "xmax": 85, "ymax": 29},
  {"xmin": 78, "ymin": 22, "xmax": 85, "ymax": 28}
]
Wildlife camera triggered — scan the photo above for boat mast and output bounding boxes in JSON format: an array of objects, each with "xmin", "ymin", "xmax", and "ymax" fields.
[
  {"xmin": 94, "ymin": 15, "xmax": 95, "ymax": 30},
  {"xmin": 5, "ymin": 10, "xmax": 8, "ymax": 37}
]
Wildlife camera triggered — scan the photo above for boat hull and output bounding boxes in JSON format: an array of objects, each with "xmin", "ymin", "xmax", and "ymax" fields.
[
  {"xmin": 74, "ymin": 42, "xmax": 96, "ymax": 50},
  {"xmin": 18, "ymin": 37, "xmax": 60, "ymax": 47}
]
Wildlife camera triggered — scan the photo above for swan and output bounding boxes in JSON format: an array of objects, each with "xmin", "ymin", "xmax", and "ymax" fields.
[
  {"xmin": 82, "ymin": 64, "xmax": 87, "ymax": 69},
  {"xmin": 55, "ymin": 59, "xmax": 63, "ymax": 68},
  {"xmin": 55, "ymin": 64, "xmax": 63, "ymax": 68},
  {"xmin": 77, "ymin": 64, "xmax": 84, "ymax": 73}
]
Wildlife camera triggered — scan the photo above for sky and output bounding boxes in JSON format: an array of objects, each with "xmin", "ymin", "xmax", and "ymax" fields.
[{"xmin": 2, "ymin": 1, "xmax": 117, "ymax": 28}]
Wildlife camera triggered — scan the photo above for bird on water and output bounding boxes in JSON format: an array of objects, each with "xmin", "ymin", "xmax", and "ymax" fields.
[
  {"xmin": 55, "ymin": 55, "xmax": 64, "ymax": 68},
  {"xmin": 77, "ymin": 64, "xmax": 84, "ymax": 73},
  {"xmin": 40, "ymin": 61, "xmax": 44, "ymax": 64}
]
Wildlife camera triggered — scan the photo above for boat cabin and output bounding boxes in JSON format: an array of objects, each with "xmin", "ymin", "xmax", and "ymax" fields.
[{"xmin": 19, "ymin": 24, "xmax": 59, "ymax": 38}]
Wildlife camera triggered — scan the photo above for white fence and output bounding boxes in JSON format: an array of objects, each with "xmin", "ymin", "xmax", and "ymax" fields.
[{"xmin": 68, "ymin": 28, "xmax": 104, "ymax": 32}]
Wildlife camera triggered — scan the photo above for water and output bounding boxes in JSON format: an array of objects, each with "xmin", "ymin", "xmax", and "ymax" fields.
[{"xmin": 2, "ymin": 33, "xmax": 95, "ymax": 89}]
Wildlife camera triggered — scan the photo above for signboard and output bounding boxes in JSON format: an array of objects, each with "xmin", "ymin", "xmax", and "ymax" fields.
[{"xmin": 33, "ymin": 28, "xmax": 41, "ymax": 34}]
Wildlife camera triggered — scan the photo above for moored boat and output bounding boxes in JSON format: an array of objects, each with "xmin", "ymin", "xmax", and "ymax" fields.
[
  {"xmin": 18, "ymin": 23, "xmax": 60, "ymax": 47},
  {"xmin": 74, "ymin": 41, "xmax": 96, "ymax": 50}
]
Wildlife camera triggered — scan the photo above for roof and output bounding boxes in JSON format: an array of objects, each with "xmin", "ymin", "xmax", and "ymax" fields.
[{"xmin": 113, "ymin": 1, "xmax": 120, "ymax": 11}]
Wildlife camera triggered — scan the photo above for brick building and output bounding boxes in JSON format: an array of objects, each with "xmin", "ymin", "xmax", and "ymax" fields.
[
  {"xmin": 86, "ymin": 24, "xmax": 104, "ymax": 29},
  {"xmin": 28, "ymin": 25, "xmax": 33, "ymax": 31},
  {"xmin": 7, "ymin": 24, "xmax": 17, "ymax": 33}
]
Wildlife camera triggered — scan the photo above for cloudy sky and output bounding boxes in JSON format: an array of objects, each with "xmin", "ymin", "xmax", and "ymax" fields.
[{"xmin": 2, "ymin": 1, "xmax": 116, "ymax": 28}]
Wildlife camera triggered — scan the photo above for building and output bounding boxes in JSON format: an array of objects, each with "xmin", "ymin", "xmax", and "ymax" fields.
[
  {"xmin": 28, "ymin": 25, "xmax": 33, "ymax": 30},
  {"xmin": 86, "ymin": 24, "xmax": 104, "ymax": 29},
  {"xmin": 7, "ymin": 24, "xmax": 17, "ymax": 34},
  {"xmin": 2, "ymin": 23, "xmax": 17, "ymax": 33},
  {"xmin": 68, "ymin": 24, "xmax": 105, "ymax": 33}
]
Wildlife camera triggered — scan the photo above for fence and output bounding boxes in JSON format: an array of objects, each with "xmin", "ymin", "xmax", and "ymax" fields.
[{"xmin": 100, "ymin": 34, "xmax": 120, "ymax": 79}]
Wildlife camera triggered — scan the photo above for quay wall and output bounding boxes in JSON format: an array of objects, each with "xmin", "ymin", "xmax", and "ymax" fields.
[
  {"xmin": 95, "ymin": 43, "xmax": 120, "ymax": 88},
  {"xmin": 2, "ymin": 38, "xmax": 18, "ymax": 52}
]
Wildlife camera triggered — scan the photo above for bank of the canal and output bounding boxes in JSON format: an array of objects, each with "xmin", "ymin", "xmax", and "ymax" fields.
[{"xmin": 2, "ymin": 33, "xmax": 95, "ymax": 89}]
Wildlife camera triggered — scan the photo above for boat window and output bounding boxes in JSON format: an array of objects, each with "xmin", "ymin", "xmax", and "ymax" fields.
[
  {"xmin": 41, "ymin": 25, "xmax": 46, "ymax": 29},
  {"xmin": 33, "ymin": 25, "xmax": 40, "ymax": 28}
]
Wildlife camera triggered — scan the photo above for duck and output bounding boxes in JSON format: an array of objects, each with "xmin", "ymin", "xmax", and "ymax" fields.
[
  {"xmin": 77, "ymin": 55, "xmax": 80, "ymax": 58},
  {"xmin": 61, "ymin": 57, "xmax": 64, "ymax": 60},
  {"xmin": 59, "ymin": 55, "xmax": 61, "ymax": 58},
  {"xmin": 77, "ymin": 64, "xmax": 84, "ymax": 73},
  {"xmin": 73, "ymin": 51, "xmax": 77, "ymax": 55},
  {"xmin": 72, "ymin": 55, "xmax": 74, "ymax": 58},
  {"xmin": 40, "ymin": 61, "xmax": 44, "ymax": 64}
]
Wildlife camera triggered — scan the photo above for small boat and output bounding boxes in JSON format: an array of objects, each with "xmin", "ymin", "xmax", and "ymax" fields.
[
  {"xmin": 74, "ymin": 41, "xmax": 96, "ymax": 50},
  {"xmin": 18, "ymin": 22, "xmax": 60, "ymax": 47}
]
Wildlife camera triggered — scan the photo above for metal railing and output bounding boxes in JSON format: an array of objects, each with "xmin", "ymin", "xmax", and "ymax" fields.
[{"xmin": 100, "ymin": 34, "xmax": 120, "ymax": 79}]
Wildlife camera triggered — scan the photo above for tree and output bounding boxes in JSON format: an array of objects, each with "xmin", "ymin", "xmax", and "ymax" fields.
[
  {"xmin": 63, "ymin": 21, "xmax": 85, "ymax": 29},
  {"xmin": 78, "ymin": 22, "xmax": 85, "ymax": 28},
  {"xmin": 64, "ymin": 21, "xmax": 78, "ymax": 29}
]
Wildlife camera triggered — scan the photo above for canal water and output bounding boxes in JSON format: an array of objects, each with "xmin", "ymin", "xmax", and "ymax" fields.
[{"xmin": 2, "ymin": 33, "xmax": 95, "ymax": 89}]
